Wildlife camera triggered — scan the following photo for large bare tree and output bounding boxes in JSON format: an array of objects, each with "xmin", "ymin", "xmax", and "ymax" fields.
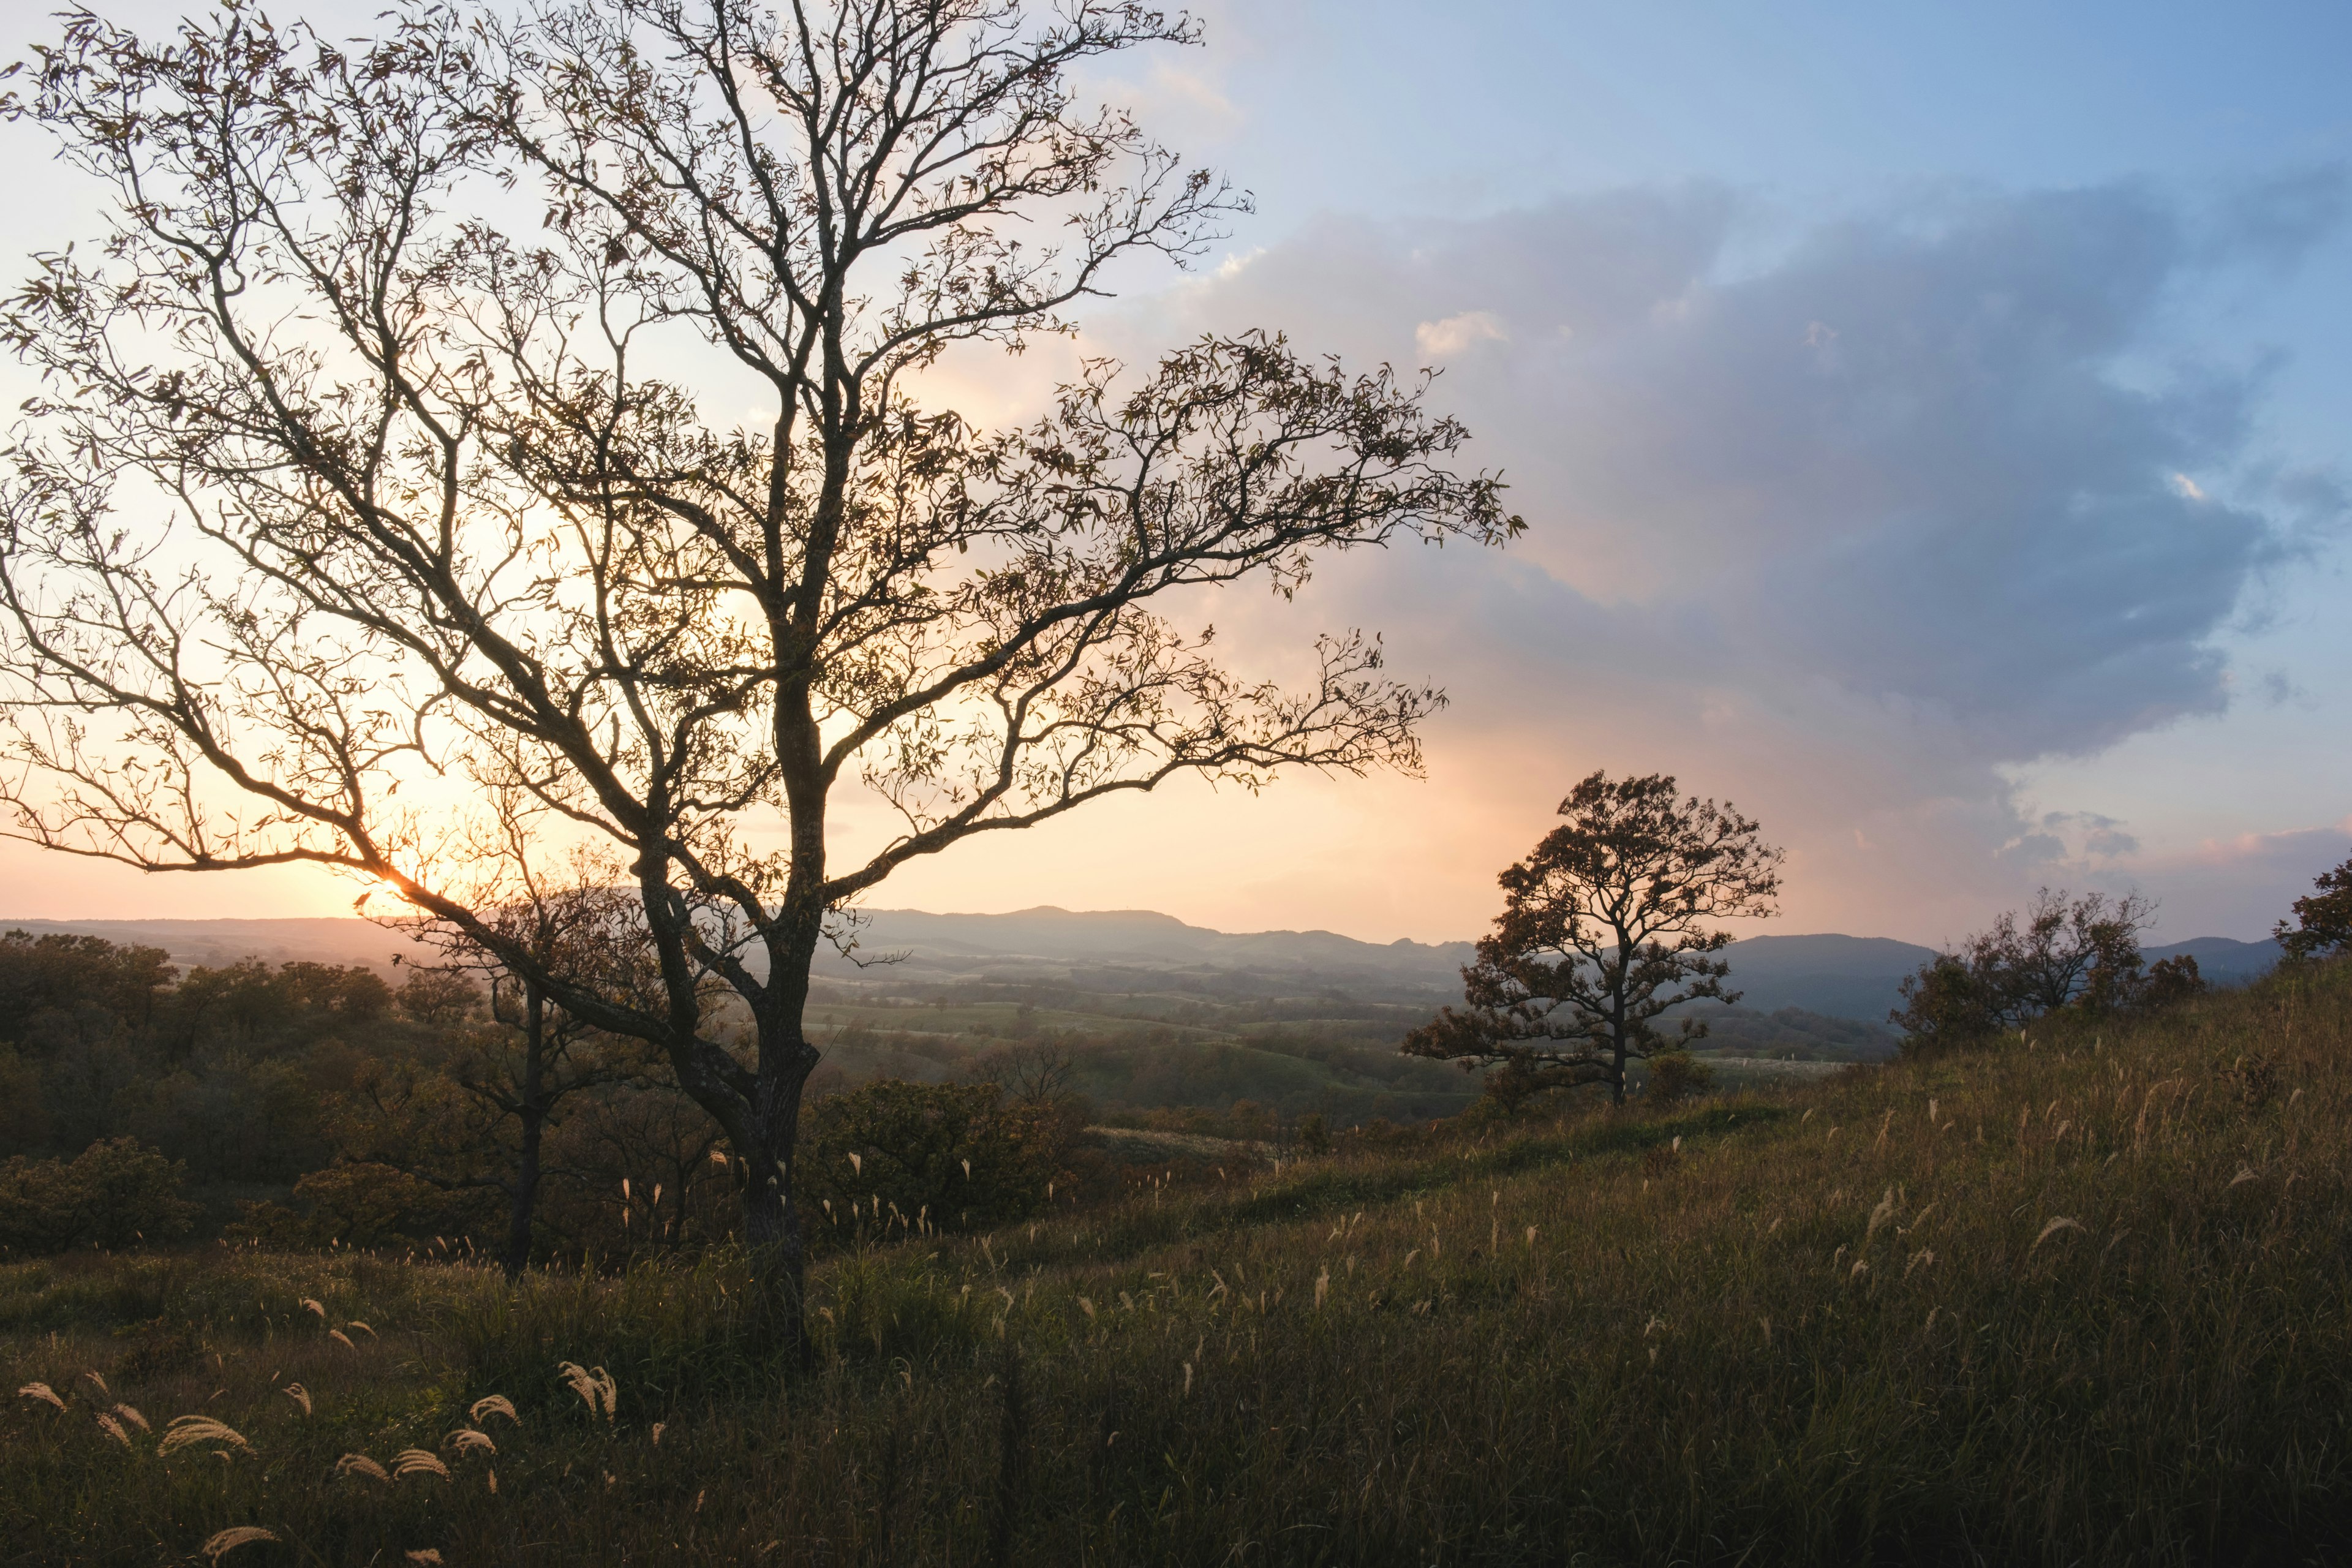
[{"xmin": 0, "ymin": 0, "xmax": 1517, "ymax": 1354}]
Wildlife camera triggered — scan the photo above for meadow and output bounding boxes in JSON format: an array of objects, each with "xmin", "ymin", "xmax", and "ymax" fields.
[{"xmin": 4, "ymin": 959, "xmax": 2347, "ymax": 1566}]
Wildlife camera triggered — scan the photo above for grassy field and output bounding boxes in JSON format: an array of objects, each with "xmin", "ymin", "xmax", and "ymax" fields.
[{"xmin": 5, "ymin": 960, "xmax": 2348, "ymax": 1565}]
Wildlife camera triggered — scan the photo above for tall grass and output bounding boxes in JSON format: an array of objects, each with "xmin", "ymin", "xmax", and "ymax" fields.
[{"xmin": 4, "ymin": 961, "xmax": 2350, "ymax": 1564}]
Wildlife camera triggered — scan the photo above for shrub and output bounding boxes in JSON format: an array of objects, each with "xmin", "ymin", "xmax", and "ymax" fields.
[
  {"xmin": 1643, "ymin": 1050, "xmax": 1715, "ymax": 1105},
  {"xmin": 224, "ymin": 1161, "xmax": 445, "ymax": 1249},
  {"xmin": 1893, "ymin": 888, "xmax": 2154, "ymax": 1051},
  {"xmin": 799, "ymin": 1079, "xmax": 1065, "ymax": 1245},
  {"xmin": 0, "ymin": 1138, "xmax": 198, "ymax": 1256},
  {"xmin": 2141, "ymin": 953, "xmax": 2207, "ymax": 1007}
]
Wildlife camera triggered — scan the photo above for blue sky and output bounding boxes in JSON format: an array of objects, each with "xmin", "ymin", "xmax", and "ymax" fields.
[{"xmin": 0, "ymin": 1, "xmax": 2345, "ymax": 946}]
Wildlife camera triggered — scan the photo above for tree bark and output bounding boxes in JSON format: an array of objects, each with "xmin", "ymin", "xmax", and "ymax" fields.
[
  {"xmin": 504, "ymin": 982, "xmax": 548, "ymax": 1280},
  {"xmin": 741, "ymin": 1021, "xmax": 821, "ymax": 1371}
]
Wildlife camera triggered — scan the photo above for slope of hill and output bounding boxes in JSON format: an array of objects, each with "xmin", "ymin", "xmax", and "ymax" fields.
[
  {"xmin": 2143, "ymin": 934, "xmax": 2284, "ymax": 985},
  {"xmin": 0, "ymin": 916, "xmax": 431, "ymax": 975},
  {"xmin": 6, "ymin": 958, "xmax": 2347, "ymax": 1564}
]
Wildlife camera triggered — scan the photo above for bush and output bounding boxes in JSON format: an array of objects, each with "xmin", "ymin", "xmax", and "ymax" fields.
[
  {"xmin": 225, "ymin": 1161, "xmax": 448, "ymax": 1250},
  {"xmin": 1643, "ymin": 1050, "xmax": 1715, "ymax": 1106},
  {"xmin": 0, "ymin": 1138, "xmax": 198, "ymax": 1256},
  {"xmin": 2141, "ymin": 953, "xmax": 2207, "ymax": 1008},
  {"xmin": 799, "ymin": 1079, "xmax": 1066, "ymax": 1246},
  {"xmin": 1293, "ymin": 1111, "xmax": 1332, "ymax": 1154},
  {"xmin": 1893, "ymin": 888, "xmax": 2154, "ymax": 1051}
]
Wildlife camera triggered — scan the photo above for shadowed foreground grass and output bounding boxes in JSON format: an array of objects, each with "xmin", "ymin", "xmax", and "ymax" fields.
[{"xmin": 6, "ymin": 961, "xmax": 2351, "ymax": 1566}]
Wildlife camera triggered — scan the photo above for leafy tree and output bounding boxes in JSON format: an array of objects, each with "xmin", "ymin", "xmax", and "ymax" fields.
[
  {"xmin": 0, "ymin": 1137, "xmax": 198, "ymax": 1256},
  {"xmin": 2276, "ymin": 851, "xmax": 2352, "ymax": 962},
  {"xmin": 0, "ymin": 0, "xmax": 1513, "ymax": 1357},
  {"xmin": 1404, "ymin": 772, "xmax": 1782, "ymax": 1106},
  {"xmin": 1891, "ymin": 888, "xmax": 2155, "ymax": 1050},
  {"xmin": 0, "ymin": 931, "xmax": 174, "ymax": 1037},
  {"xmin": 2141, "ymin": 953, "xmax": 2207, "ymax": 1008}
]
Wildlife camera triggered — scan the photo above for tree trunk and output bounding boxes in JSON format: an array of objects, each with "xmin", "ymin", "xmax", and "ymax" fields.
[
  {"xmin": 740, "ymin": 1021, "xmax": 822, "ymax": 1371},
  {"xmin": 504, "ymin": 983, "xmax": 547, "ymax": 1280}
]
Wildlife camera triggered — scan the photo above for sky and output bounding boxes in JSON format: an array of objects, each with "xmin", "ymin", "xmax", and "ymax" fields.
[{"xmin": 0, "ymin": 1, "xmax": 2346, "ymax": 948}]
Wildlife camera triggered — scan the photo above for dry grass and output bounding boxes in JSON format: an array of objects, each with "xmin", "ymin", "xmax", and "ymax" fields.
[{"xmin": 4, "ymin": 960, "xmax": 2351, "ymax": 1564}]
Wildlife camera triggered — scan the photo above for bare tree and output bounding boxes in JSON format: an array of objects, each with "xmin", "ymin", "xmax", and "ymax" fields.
[
  {"xmin": 1404, "ymin": 772, "xmax": 1782, "ymax": 1106},
  {"xmin": 409, "ymin": 849, "xmax": 665, "ymax": 1277},
  {"xmin": 0, "ymin": 0, "xmax": 1516, "ymax": 1357}
]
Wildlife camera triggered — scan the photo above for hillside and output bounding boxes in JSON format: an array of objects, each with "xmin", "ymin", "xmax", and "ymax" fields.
[
  {"xmin": 6, "ymin": 960, "xmax": 2347, "ymax": 1564},
  {"xmin": 2, "ymin": 908, "xmax": 2281, "ymax": 1017}
]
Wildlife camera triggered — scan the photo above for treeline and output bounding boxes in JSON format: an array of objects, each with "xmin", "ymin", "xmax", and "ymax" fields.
[
  {"xmin": 0, "ymin": 930, "xmax": 1087, "ymax": 1265},
  {"xmin": 1891, "ymin": 865, "xmax": 2352, "ymax": 1050}
]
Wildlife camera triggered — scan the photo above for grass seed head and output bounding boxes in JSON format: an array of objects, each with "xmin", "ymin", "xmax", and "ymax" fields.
[
  {"xmin": 337, "ymin": 1453, "xmax": 392, "ymax": 1483},
  {"xmin": 393, "ymin": 1448, "xmax": 451, "ymax": 1480},
  {"xmin": 159, "ymin": 1416, "xmax": 251, "ymax": 1456},
  {"xmin": 2030, "ymin": 1216, "xmax": 2086, "ymax": 1253},
  {"xmin": 557, "ymin": 1362, "xmax": 617, "ymax": 1419},
  {"xmin": 470, "ymin": 1394, "xmax": 518, "ymax": 1425},
  {"xmin": 1866, "ymin": 1186, "xmax": 1899, "ymax": 1242},
  {"xmin": 17, "ymin": 1382, "xmax": 65, "ymax": 1412},
  {"xmin": 202, "ymin": 1528, "xmax": 279, "ymax": 1561}
]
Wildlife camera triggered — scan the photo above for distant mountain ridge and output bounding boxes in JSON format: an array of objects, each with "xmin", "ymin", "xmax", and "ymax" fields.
[{"xmin": 0, "ymin": 908, "xmax": 2286, "ymax": 1022}]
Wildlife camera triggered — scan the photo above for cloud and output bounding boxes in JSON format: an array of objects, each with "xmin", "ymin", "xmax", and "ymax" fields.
[
  {"xmin": 1033, "ymin": 175, "xmax": 2351, "ymax": 940},
  {"xmin": 1414, "ymin": 309, "xmax": 1508, "ymax": 357},
  {"xmin": 2130, "ymin": 819, "xmax": 2352, "ymax": 940},
  {"xmin": 1155, "ymin": 183, "xmax": 2345, "ymax": 757}
]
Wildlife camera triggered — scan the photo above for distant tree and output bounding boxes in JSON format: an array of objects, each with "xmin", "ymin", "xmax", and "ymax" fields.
[
  {"xmin": 2276, "ymin": 851, "xmax": 2352, "ymax": 962},
  {"xmin": 970, "ymin": 1041, "xmax": 1079, "ymax": 1106},
  {"xmin": 2141, "ymin": 953, "xmax": 2208, "ymax": 1008},
  {"xmin": 0, "ymin": 0, "xmax": 1515, "ymax": 1359},
  {"xmin": 393, "ymin": 856, "xmax": 663, "ymax": 1276},
  {"xmin": 396, "ymin": 968, "xmax": 483, "ymax": 1031},
  {"xmin": 1891, "ymin": 888, "xmax": 2155, "ymax": 1049},
  {"xmin": 1404, "ymin": 772, "xmax": 1784, "ymax": 1107},
  {"xmin": 0, "ymin": 931, "xmax": 175, "ymax": 1038}
]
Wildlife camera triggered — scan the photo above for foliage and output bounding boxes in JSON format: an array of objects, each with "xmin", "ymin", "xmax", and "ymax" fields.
[
  {"xmin": 2277, "ymin": 849, "xmax": 2352, "ymax": 961},
  {"xmin": 227, "ymin": 1163, "xmax": 456, "ymax": 1252},
  {"xmin": 1643, "ymin": 1048, "xmax": 1716, "ymax": 1105},
  {"xmin": 799, "ymin": 1080, "xmax": 1069, "ymax": 1247},
  {"xmin": 0, "ymin": 1138, "xmax": 197, "ymax": 1256},
  {"xmin": 2142, "ymin": 952, "xmax": 2209, "ymax": 1006},
  {"xmin": 1406, "ymin": 771, "xmax": 1782, "ymax": 1103},
  {"xmin": 0, "ymin": 927, "xmax": 422, "ymax": 1172},
  {"xmin": 1891, "ymin": 888, "xmax": 2155, "ymax": 1050}
]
